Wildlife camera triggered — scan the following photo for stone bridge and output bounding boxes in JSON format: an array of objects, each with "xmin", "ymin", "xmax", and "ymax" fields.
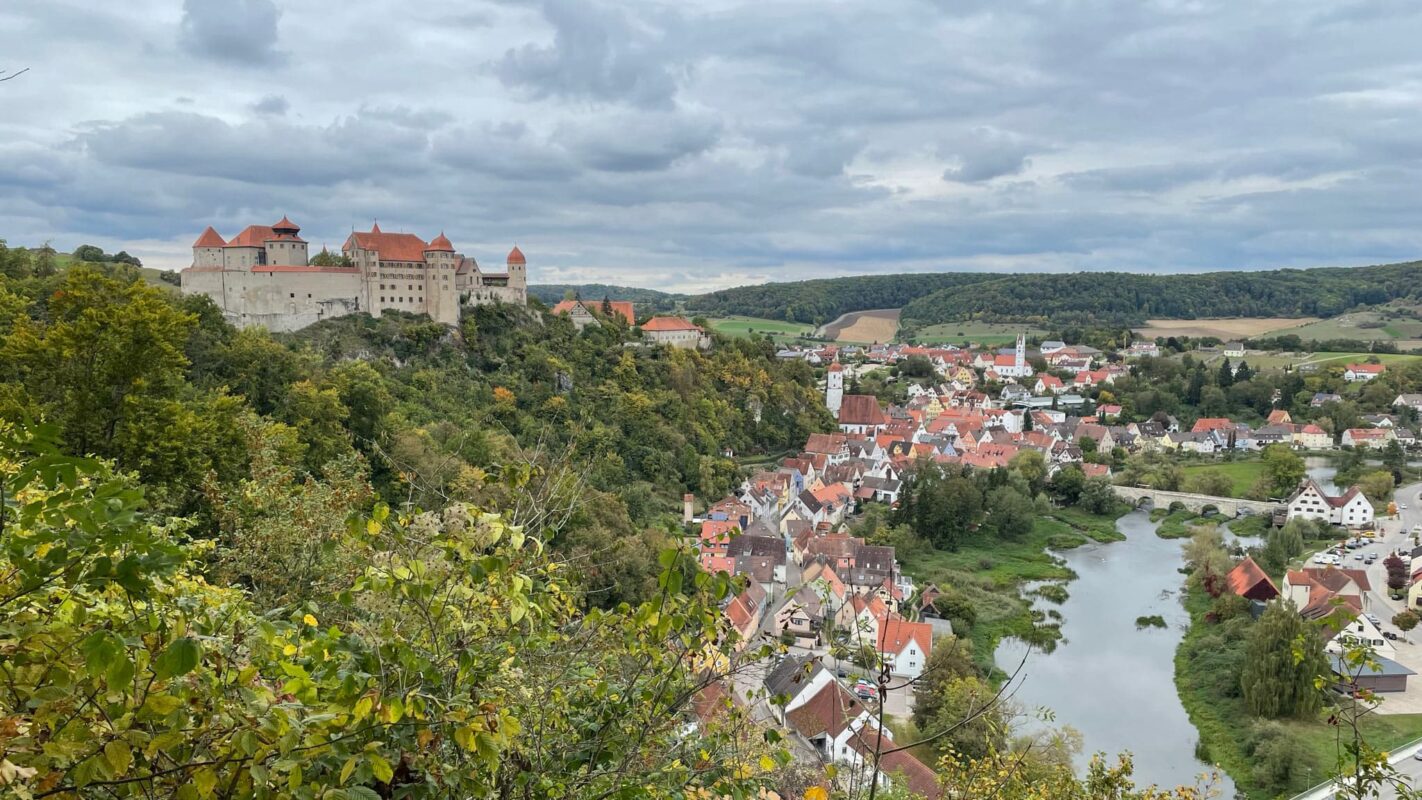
[{"xmin": 1110, "ymin": 485, "xmax": 1281, "ymax": 518}]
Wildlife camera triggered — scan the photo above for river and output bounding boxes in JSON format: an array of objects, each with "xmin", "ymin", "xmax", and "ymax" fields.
[
  {"xmin": 996, "ymin": 511, "xmax": 1259, "ymax": 797},
  {"xmin": 994, "ymin": 461, "xmax": 1345, "ymax": 795}
]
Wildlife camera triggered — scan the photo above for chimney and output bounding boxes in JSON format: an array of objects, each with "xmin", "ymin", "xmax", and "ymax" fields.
[{"xmin": 683, "ymin": 493, "xmax": 695, "ymax": 525}]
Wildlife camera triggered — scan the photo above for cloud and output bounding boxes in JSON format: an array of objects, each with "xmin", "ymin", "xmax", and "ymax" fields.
[
  {"xmin": 940, "ymin": 127, "xmax": 1038, "ymax": 183},
  {"xmin": 179, "ymin": 0, "xmax": 287, "ymax": 66},
  {"xmin": 493, "ymin": 0, "xmax": 680, "ymax": 108},
  {"xmin": 4, "ymin": 0, "xmax": 1422, "ymax": 290},
  {"xmin": 252, "ymin": 94, "xmax": 289, "ymax": 116}
]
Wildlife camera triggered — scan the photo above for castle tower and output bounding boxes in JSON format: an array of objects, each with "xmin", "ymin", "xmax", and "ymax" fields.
[
  {"xmin": 192, "ymin": 226, "xmax": 226, "ymax": 268},
  {"xmin": 826, "ymin": 361, "xmax": 844, "ymax": 416},
  {"xmin": 506, "ymin": 245, "xmax": 527, "ymax": 290},
  {"xmin": 266, "ymin": 216, "xmax": 308, "ymax": 266}
]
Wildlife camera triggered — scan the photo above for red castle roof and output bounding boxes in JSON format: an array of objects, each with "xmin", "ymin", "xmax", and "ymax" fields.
[
  {"xmin": 427, "ymin": 232, "xmax": 455, "ymax": 252},
  {"xmin": 193, "ymin": 226, "xmax": 226, "ymax": 247},
  {"xmin": 507, "ymin": 245, "xmax": 526, "ymax": 265}
]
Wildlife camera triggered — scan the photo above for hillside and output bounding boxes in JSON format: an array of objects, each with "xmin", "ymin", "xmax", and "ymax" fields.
[
  {"xmin": 676, "ymin": 259, "xmax": 1422, "ymax": 330},
  {"xmin": 528, "ymin": 282, "xmax": 681, "ymax": 310},
  {"xmin": 682, "ymin": 272, "xmax": 1001, "ymax": 324},
  {"xmin": 899, "ymin": 261, "xmax": 1422, "ymax": 328}
]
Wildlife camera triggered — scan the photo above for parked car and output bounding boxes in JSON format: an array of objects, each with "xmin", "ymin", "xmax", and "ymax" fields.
[
  {"xmin": 852, "ymin": 680, "xmax": 878, "ymax": 701},
  {"xmin": 1354, "ymin": 553, "xmax": 1365, "ymax": 561},
  {"xmin": 1313, "ymin": 553, "xmax": 1326, "ymax": 564},
  {"xmin": 1367, "ymin": 614, "xmax": 1382, "ymax": 626},
  {"xmin": 1415, "ymin": 749, "xmax": 1422, "ymax": 761},
  {"xmin": 1401, "ymin": 503, "xmax": 1410, "ymax": 510},
  {"xmin": 1384, "ymin": 631, "xmax": 1401, "ymax": 641},
  {"xmin": 1365, "ymin": 554, "xmax": 1378, "ymax": 564}
]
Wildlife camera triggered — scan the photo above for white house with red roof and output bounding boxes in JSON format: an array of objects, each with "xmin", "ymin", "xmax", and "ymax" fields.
[
  {"xmin": 641, "ymin": 316, "xmax": 710, "ymax": 349},
  {"xmin": 1286, "ymin": 480, "xmax": 1374, "ymax": 527},
  {"xmin": 1341, "ymin": 427, "xmax": 1395, "ymax": 450},
  {"xmin": 1344, "ymin": 363, "xmax": 1386, "ymax": 382},
  {"xmin": 876, "ymin": 617, "xmax": 934, "ymax": 678},
  {"xmin": 182, "ymin": 218, "xmax": 526, "ymax": 331}
]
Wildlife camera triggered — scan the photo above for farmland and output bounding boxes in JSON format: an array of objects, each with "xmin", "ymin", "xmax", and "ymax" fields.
[
  {"xmin": 1179, "ymin": 460, "xmax": 1265, "ymax": 498},
  {"xmin": 911, "ymin": 321, "xmax": 1048, "ymax": 347},
  {"xmin": 706, "ymin": 315, "xmax": 817, "ymax": 343},
  {"xmin": 1133, "ymin": 317, "xmax": 1319, "ymax": 340},
  {"xmin": 1274, "ymin": 305, "xmax": 1422, "ymax": 349},
  {"xmin": 818, "ymin": 308, "xmax": 900, "ymax": 343}
]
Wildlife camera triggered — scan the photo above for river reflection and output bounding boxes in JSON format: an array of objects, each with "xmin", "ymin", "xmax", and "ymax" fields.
[{"xmin": 996, "ymin": 511, "xmax": 1243, "ymax": 797}]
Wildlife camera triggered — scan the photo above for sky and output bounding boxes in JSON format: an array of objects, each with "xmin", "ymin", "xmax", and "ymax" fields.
[{"xmin": 3, "ymin": 0, "xmax": 1422, "ymax": 292}]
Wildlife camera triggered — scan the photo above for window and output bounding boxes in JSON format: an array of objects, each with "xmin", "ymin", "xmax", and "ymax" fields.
[
  {"xmin": 289, "ymin": 293, "xmax": 295, "ymax": 298},
  {"xmin": 380, "ymin": 297, "xmax": 385, "ymax": 303}
]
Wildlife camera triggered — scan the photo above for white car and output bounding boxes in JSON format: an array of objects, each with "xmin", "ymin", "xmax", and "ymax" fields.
[{"xmin": 1313, "ymin": 553, "xmax": 1326, "ymax": 564}]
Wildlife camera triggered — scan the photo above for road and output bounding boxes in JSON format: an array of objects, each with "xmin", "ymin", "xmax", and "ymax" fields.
[{"xmin": 1291, "ymin": 738, "xmax": 1422, "ymax": 800}]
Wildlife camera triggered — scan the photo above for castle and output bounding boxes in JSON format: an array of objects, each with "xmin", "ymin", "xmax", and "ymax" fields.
[{"xmin": 180, "ymin": 217, "xmax": 527, "ymax": 331}]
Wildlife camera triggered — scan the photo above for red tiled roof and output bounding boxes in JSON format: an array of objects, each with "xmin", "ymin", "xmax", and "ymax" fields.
[
  {"xmin": 1346, "ymin": 363, "xmax": 1385, "ymax": 374},
  {"xmin": 193, "ymin": 226, "xmax": 226, "ymax": 247},
  {"xmin": 785, "ymin": 682, "xmax": 866, "ymax": 739},
  {"xmin": 507, "ymin": 245, "xmax": 526, "ymax": 264},
  {"xmin": 427, "ymin": 232, "xmax": 454, "ymax": 252},
  {"xmin": 642, "ymin": 316, "xmax": 701, "ymax": 332},
  {"xmin": 226, "ymin": 225, "xmax": 276, "ymax": 248},
  {"xmin": 348, "ymin": 228, "xmax": 431, "ymax": 262},
  {"xmin": 876, "ymin": 617, "xmax": 932, "ymax": 657},
  {"xmin": 272, "ymin": 215, "xmax": 300, "ymax": 232},
  {"xmin": 839, "ymin": 395, "xmax": 887, "ymax": 426},
  {"xmin": 1226, "ymin": 556, "xmax": 1279, "ymax": 600},
  {"xmin": 1191, "ymin": 418, "xmax": 1233, "ymax": 433}
]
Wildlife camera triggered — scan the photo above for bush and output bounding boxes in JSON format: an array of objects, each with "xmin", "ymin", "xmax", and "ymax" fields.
[
  {"xmin": 1393, "ymin": 610, "xmax": 1420, "ymax": 632},
  {"xmin": 1135, "ymin": 615, "xmax": 1168, "ymax": 629},
  {"xmin": 1036, "ymin": 583, "xmax": 1070, "ymax": 604}
]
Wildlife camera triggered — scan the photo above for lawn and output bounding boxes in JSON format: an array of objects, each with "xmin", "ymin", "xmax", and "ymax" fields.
[
  {"xmin": 705, "ymin": 315, "xmax": 817, "ymax": 342},
  {"xmin": 1188, "ymin": 350, "xmax": 1422, "ymax": 373},
  {"xmin": 911, "ymin": 321, "xmax": 1047, "ymax": 347},
  {"xmin": 1275, "ymin": 306, "xmax": 1422, "ymax": 345},
  {"xmin": 1180, "ymin": 460, "xmax": 1266, "ymax": 498}
]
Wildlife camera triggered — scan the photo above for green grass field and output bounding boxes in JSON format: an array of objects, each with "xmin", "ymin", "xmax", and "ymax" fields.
[
  {"xmin": 1276, "ymin": 306, "xmax": 1422, "ymax": 347},
  {"xmin": 706, "ymin": 315, "xmax": 817, "ymax": 343},
  {"xmin": 1188, "ymin": 350, "xmax": 1422, "ymax": 372},
  {"xmin": 1180, "ymin": 460, "xmax": 1265, "ymax": 498},
  {"xmin": 19, "ymin": 247, "xmax": 177, "ymax": 289},
  {"xmin": 911, "ymin": 321, "xmax": 1048, "ymax": 347}
]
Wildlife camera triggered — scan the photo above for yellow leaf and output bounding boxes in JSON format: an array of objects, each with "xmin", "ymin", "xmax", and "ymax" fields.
[
  {"xmin": 353, "ymin": 696, "xmax": 373, "ymax": 721},
  {"xmin": 282, "ymin": 644, "xmax": 297, "ymax": 657},
  {"xmin": 302, "ymin": 614, "xmax": 317, "ymax": 627},
  {"xmin": 339, "ymin": 756, "xmax": 358, "ymax": 785},
  {"xmin": 103, "ymin": 741, "xmax": 132, "ymax": 777},
  {"xmin": 805, "ymin": 787, "xmax": 829, "ymax": 800}
]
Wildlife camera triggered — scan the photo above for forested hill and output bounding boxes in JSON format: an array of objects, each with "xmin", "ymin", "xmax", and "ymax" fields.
[
  {"xmin": 673, "ymin": 259, "xmax": 1422, "ymax": 327},
  {"xmin": 528, "ymin": 282, "xmax": 682, "ymax": 310},
  {"xmin": 899, "ymin": 260, "xmax": 1422, "ymax": 327},
  {"xmin": 682, "ymin": 272, "xmax": 1002, "ymax": 324}
]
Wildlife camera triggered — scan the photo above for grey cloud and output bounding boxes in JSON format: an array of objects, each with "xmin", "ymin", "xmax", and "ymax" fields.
[
  {"xmin": 179, "ymin": 0, "xmax": 286, "ymax": 66},
  {"xmin": 252, "ymin": 94, "xmax": 289, "ymax": 116},
  {"xmin": 941, "ymin": 127, "xmax": 1038, "ymax": 183},
  {"xmin": 554, "ymin": 111, "xmax": 721, "ymax": 172},
  {"xmin": 493, "ymin": 0, "xmax": 679, "ymax": 108}
]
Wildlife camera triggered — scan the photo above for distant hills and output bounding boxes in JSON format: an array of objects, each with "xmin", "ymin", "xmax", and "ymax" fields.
[
  {"xmin": 669, "ymin": 260, "xmax": 1422, "ymax": 328},
  {"xmin": 527, "ymin": 283, "xmax": 682, "ymax": 311}
]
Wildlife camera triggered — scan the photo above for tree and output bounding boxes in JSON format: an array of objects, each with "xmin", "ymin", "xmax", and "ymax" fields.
[
  {"xmin": 1009, "ymin": 449, "xmax": 1048, "ymax": 495},
  {"xmin": 1392, "ymin": 610, "xmax": 1419, "ymax": 632},
  {"xmin": 1385, "ymin": 554, "xmax": 1408, "ymax": 593},
  {"xmin": 1077, "ymin": 435, "xmax": 1098, "ymax": 455},
  {"xmin": 1184, "ymin": 470, "xmax": 1234, "ymax": 497},
  {"xmin": 986, "ymin": 485, "xmax": 1035, "ymax": 539},
  {"xmin": 1381, "ymin": 439, "xmax": 1407, "ymax": 481},
  {"xmin": 1241, "ymin": 601, "xmax": 1328, "ymax": 718},
  {"xmin": 1050, "ymin": 466, "xmax": 1086, "ymax": 505},
  {"xmin": 1257, "ymin": 520, "xmax": 1305, "ymax": 575},
  {"xmin": 0, "ymin": 429, "xmax": 788, "ymax": 799},
  {"xmin": 1183, "ymin": 526, "xmax": 1233, "ymax": 597},
  {"xmin": 912, "ymin": 674, "xmax": 1008, "ymax": 761},
  {"xmin": 1077, "ymin": 476, "xmax": 1118, "ymax": 515},
  {"xmin": 1218, "ymin": 357, "xmax": 1234, "ymax": 388},
  {"xmin": 1260, "ymin": 444, "xmax": 1306, "ymax": 497},
  {"xmin": 1355, "ymin": 470, "xmax": 1396, "ymax": 507}
]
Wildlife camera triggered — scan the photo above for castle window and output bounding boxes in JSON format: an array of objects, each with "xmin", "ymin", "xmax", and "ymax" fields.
[{"xmin": 380, "ymin": 297, "xmax": 385, "ymax": 303}]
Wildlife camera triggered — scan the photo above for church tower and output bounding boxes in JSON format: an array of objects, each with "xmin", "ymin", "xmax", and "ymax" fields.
[
  {"xmin": 1015, "ymin": 332, "xmax": 1027, "ymax": 373},
  {"xmin": 826, "ymin": 361, "xmax": 844, "ymax": 416}
]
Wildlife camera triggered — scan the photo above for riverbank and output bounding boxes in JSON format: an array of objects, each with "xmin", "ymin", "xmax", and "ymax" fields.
[{"xmin": 1175, "ymin": 583, "xmax": 1422, "ymax": 798}]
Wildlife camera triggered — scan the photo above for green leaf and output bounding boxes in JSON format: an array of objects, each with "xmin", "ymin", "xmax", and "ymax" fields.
[
  {"xmin": 369, "ymin": 755, "xmax": 394, "ymax": 784},
  {"xmin": 154, "ymin": 637, "xmax": 201, "ymax": 679},
  {"xmin": 104, "ymin": 741, "xmax": 132, "ymax": 776},
  {"xmin": 339, "ymin": 756, "xmax": 359, "ymax": 785},
  {"xmin": 346, "ymin": 787, "xmax": 382, "ymax": 800}
]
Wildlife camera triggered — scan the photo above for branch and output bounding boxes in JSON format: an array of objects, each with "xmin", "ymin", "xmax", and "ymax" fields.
[{"xmin": 0, "ymin": 68, "xmax": 29, "ymax": 83}]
